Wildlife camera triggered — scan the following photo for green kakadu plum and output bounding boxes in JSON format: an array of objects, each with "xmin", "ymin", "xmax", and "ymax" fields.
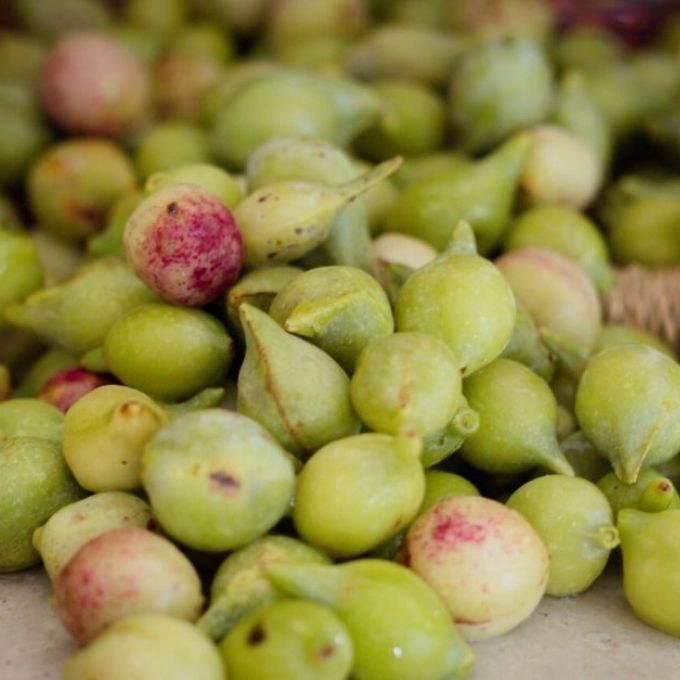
[
  {"xmin": 63, "ymin": 613, "xmax": 224, "ymax": 680},
  {"xmin": 5, "ymin": 257, "xmax": 158, "ymax": 357},
  {"xmin": 448, "ymin": 37, "xmax": 554, "ymax": 153},
  {"xmin": 293, "ymin": 433, "xmax": 425, "ymax": 558},
  {"xmin": 33, "ymin": 491, "xmax": 153, "ymax": 582},
  {"xmin": 504, "ymin": 204, "xmax": 614, "ymax": 295},
  {"xmin": 220, "ymin": 599, "xmax": 353, "ymax": 680},
  {"xmin": 553, "ymin": 70, "xmax": 612, "ymax": 176},
  {"xmin": 265, "ymin": 0, "xmax": 368, "ymax": 48},
  {"xmin": 0, "ymin": 436, "xmax": 84, "ymax": 572},
  {"xmin": 122, "ymin": 0, "xmax": 187, "ymax": 40},
  {"xmin": 419, "ymin": 403, "xmax": 480, "ymax": 468},
  {"xmin": 507, "ymin": 475, "xmax": 619, "ymax": 597},
  {"xmin": 350, "ymin": 333, "xmax": 463, "ymax": 437},
  {"xmin": 519, "ymin": 125, "xmax": 602, "ymax": 210},
  {"xmin": 496, "ymin": 247, "xmax": 602, "ymax": 370},
  {"xmin": 618, "ymin": 509, "xmax": 680, "ymax": 637},
  {"xmin": 391, "ymin": 151, "xmax": 469, "ymax": 191},
  {"xmin": 13, "ymin": 349, "xmax": 78, "ymax": 398},
  {"xmin": 500, "ymin": 302, "xmax": 554, "ymax": 381},
  {"xmin": 237, "ymin": 304, "xmax": 360, "ymax": 459},
  {"xmin": 395, "ymin": 221, "xmax": 516, "ymax": 377},
  {"xmin": 558, "ymin": 431, "xmax": 611, "ymax": 483},
  {"xmin": 225, "ymin": 266, "xmax": 302, "ymax": 335},
  {"xmin": 173, "ymin": 21, "xmax": 236, "ymax": 63},
  {"xmin": 346, "ymin": 25, "xmax": 462, "ymax": 87},
  {"xmin": 27, "ymin": 139, "xmax": 137, "ymax": 242},
  {"xmin": 54, "ymin": 527, "xmax": 203, "ymax": 645},
  {"xmin": 39, "ymin": 32, "xmax": 150, "ymax": 137},
  {"xmin": 594, "ymin": 324, "xmax": 675, "ymax": 358},
  {"xmin": 145, "ymin": 163, "xmax": 243, "ymax": 208},
  {"xmin": 142, "ymin": 410, "xmax": 295, "ymax": 552},
  {"xmin": 384, "ymin": 134, "xmax": 531, "ymax": 253},
  {"xmin": 198, "ymin": 535, "xmax": 330, "ymax": 641},
  {"xmin": 273, "ymin": 36, "xmax": 351, "ymax": 73},
  {"xmin": 405, "ymin": 496, "xmax": 549, "ymax": 641},
  {"xmin": 461, "ymin": 358, "xmax": 574, "ymax": 475},
  {"xmin": 355, "ymin": 79, "xmax": 445, "ymax": 160},
  {"xmin": 552, "ymin": 26, "xmax": 622, "ymax": 72},
  {"xmin": 152, "ymin": 50, "xmax": 225, "ymax": 124},
  {"xmin": 103, "ymin": 303, "xmax": 233, "ymax": 402},
  {"xmin": 0, "ymin": 228, "xmax": 44, "ymax": 330},
  {"xmin": 123, "ymin": 183, "xmax": 243, "ymax": 307},
  {"xmin": 269, "ymin": 265, "xmax": 393, "ymax": 373},
  {"xmin": 62, "ymin": 385, "xmax": 169, "ymax": 492},
  {"xmin": 87, "ymin": 191, "xmax": 144, "ymax": 258},
  {"xmin": 575, "ymin": 345, "xmax": 680, "ymax": 484},
  {"xmin": 598, "ymin": 468, "xmax": 680, "ymax": 516},
  {"xmin": 135, "ymin": 122, "xmax": 213, "ymax": 180},
  {"xmin": 0, "ymin": 398, "xmax": 64, "ymax": 443},
  {"xmin": 211, "ymin": 73, "xmax": 339, "ymax": 169},
  {"xmin": 235, "ymin": 156, "xmax": 400, "ymax": 267},
  {"xmin": 267, "ymin": 559, "xmax": 475, "ymax": 680}
]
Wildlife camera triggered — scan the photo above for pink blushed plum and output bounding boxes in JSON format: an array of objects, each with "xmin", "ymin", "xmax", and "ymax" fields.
[
  {"xmin": 39, "ymin": 367, "xmax": 113, "ymax": 412},
  {"xmin": 124, "ymin": 184, "xmax": 243, "ymax": 306},
  {"xmin": 40, "ymin": 32, "xmax": 149, "ymax": 137},
  {"xmin": 53, "ymin": 527, "xmax": 204, "ymax": 645}
]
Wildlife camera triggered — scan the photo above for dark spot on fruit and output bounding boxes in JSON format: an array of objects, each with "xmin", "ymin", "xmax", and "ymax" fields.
[
  {"xmin": 658, "ymin": 481, "xmax": 671, "ymax": 492},
  {"xmin": 257, "ymin": 195, "xmax": 268, "ymax": 203},
  {"xmin": 318, "ymin": 644, "xmax": 335, "ymax": 659},
  {"xmin": 248, "ymin": 623, "xmax": 266, "ymax": 645},
  {"xmin": 294, "ymin": 227, "xmax": 302, "ymax": 235},
  {"xmin": 146, "ymin": 519, "xmax": 157, "ymax": 531},
  {"xmin": 167, "ymin": 202, "xmax": 178, "ymax": 215},
  {"xmin": 210, "ymin": 470, "xmax": 240, "ymax": 489},
  {"xmin": 267, "ymin": 252, "xmax": 277, "ymax": 259}
]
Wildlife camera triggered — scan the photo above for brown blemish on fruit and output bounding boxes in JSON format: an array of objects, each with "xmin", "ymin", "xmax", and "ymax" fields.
[
  {"xmin": 248, "ymin": 623, "xmax": 266, "ymax": 645},
  {"xmin": 209, "ymin": 470, "xmax": 240, "ymax": 490},
  {"xmin": 318, "ymin": 644, "xmax": 335, "ymax": 659},
  {"xmin": 166, "ymin": 202, "xmax": 178, "ymax": 215}
]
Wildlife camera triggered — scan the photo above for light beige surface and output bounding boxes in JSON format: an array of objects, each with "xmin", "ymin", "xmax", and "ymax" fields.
[{"xmin": 1, "ymin": 565, "xmax": 679, "ymax": 679}]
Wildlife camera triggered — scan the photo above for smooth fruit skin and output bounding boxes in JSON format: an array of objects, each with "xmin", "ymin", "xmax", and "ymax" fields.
[
  {"xmin": 575, "ymin": 345, "xmax": 680, "ymax": 484},
  {"xmin": 619, "ymin": 509, "xmax": 680, "ymax": 638},
  {"xmin": 124, "ymin": 183, "xmax": 243, "ymax": 306},
  {"xmin": 507, "ymin": 475, "xmax": 619, "ymax": 597},
  {"xmin": 40, "ymin": 32, "xmax": 149, "ymax": 136},
  {"xmin": 405, "ymin": 496, "xmax": 549, "ymax": 641},
  {"xmin": 54, "ymin": 527, "xmax": 203, "ymax": 645},
  {"xmin": 63, "ymin": 613, "xmax": 225, "ymax": 680},
  {"xmin": 220, "ymin": 599, "xmax": 353, "ymax": 680},
  {"xmin": 142, "ymin": 410, "xmax": 295, "ymax": 552},
  {"xmin": 0, "ymin": 398, "xmax": 64, "ymax": 443}
]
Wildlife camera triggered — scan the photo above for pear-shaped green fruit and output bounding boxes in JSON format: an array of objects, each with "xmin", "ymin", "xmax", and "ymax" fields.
[
  {"xmin": 63, "ymin": 385, "xmax": 169, "ymax": 492},
  {"xmin": 33, "ymin": 491, "xmax": 153, "ymax": 582},
  {"xmin": 0, "ymin": 398, "xmax": 63, "ymax": 443},
  {"xmin": 504, "ymin": 205, "xmax": 614, "ymax": 295},
  {"xmin": 199, "ymin": 535, "xmax": 330, "ymax": 641},
  {"xmin": 395, "ymin": 222, "xmax": 516, "ymax": 376},
  {"xmin": 5, "ymin": 257, "xmax": 158, "ymax": 356},
  {"xmin": 266, "ymin": 559, "xmax": 475, "ymax": 680},
  {"xmin": 104, "ymin": 303, "xmax": 234, "ymax": 402},
  {"xmin": 220, "ymin": 599, "xmax": 353, "ymax": 680},
  {"xmin": 420, "ymin": 403, "xmax": 480, "ymax": 468},
  {"xmin": 618, "ymin": 508, "xmax": 680, "ymax": 637},
  {"xmin": 142, "ymin": 409, "xmax": 296, "ymax": 551},
  {"xmin": 237, "ymin": 304, "xmax": 360, "ymax": 458},
  {"xmin": 350, "ymin": 333, "xmax": 462, "ymax": 437},
  {"xmin": 392, "ymin": 152, "xmax": 468, "ymax": 189},
  {"xmin": 235, "ymin": 156, "xmax": 401, "ymax": 267},
  {"xmin": 575, "ymin": 345, "xmax": 680, "ymax": 483},
  {"xmin": 270, "ymin": 265, "xmax": 393, "ymax": 373},
  {"xmin": 598, "ymin": 468, "xmax": 680, "ymax": 516},
  {"xmin": 405, "ymin": 496, "xmax": 548, "ymax": 641},
  {"xmin": 507, "ymin": 475, "xmax": 619, "ymax": 596},
  {"xmin": 0, "ymin": 436, "xmax": 84, "ymax": 572},
  {"xmin": 63, "ymin": 613, "xmax": 224, "ymax": 680},
  {"xmin": 0, "ymin": 228, "xmax": 44, "ymax": 330},
  {"xmin": 448, "ymin": 37, "xmax": 554, "ymax": 152},
  {"xmin": 294, "ymin": 434, "xmax": 425, "ymax": 558},
  {"xmin": 496, "ymin": 247, "xmax": 601, "ymax": 366},
  {"xmin": 500, "ymin": 302, "xmax": 554, "ymax": 381},
  {"xmin": 384, "ymin": 134, "xmax": 531, "ymax": 252},
  {"xmin": 461, "ymin": 358, "xmax": 574, "ymax": 475}
]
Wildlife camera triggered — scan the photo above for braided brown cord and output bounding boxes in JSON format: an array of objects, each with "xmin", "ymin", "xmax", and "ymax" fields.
[{"xmin": 605, "ymin": 266, "xmax": 680, "ymax": 353}]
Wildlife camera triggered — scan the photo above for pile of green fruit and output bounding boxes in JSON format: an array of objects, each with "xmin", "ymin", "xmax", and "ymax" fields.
[{"xmin": 2, "ymin": 0, "xmax": 680, "ymax": 677}]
